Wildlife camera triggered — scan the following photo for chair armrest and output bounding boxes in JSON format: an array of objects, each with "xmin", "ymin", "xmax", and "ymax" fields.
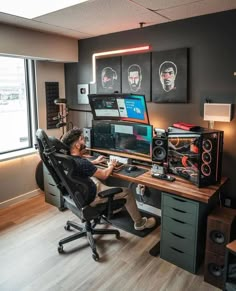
[{"xmin": 98, "ymin": 187, "xmax": 123, "ymax": 198}]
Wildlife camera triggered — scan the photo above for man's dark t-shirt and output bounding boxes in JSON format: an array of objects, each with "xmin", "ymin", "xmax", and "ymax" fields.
[{"xmin": 72, "ymin": 156, "xmax": 97, "ymax": 205}]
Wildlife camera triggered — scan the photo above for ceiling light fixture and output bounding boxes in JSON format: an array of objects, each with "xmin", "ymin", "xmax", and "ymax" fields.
[
  {"xmin": 90, "ymin": 45, "xmax": 150, "ymax": 84},
  {"xmin": 0, "ymin": 0, "xmax": 88, "ymax": 19}
]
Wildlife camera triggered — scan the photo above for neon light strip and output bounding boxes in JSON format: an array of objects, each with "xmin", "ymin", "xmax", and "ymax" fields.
[{"xmin": 90, "ymin": 45, "xmax": 150, "ymax": 84}]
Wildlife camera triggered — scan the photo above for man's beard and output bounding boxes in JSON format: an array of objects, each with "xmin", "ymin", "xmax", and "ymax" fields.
[{"xmin": 80, "ymin": 144, "xmax": 86, "ymax": 151}]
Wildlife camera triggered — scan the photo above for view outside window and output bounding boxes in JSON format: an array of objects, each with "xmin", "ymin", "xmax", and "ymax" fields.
[{"xmin": 0, "ymin": 56, "xmax": 30, "ymax": 154}]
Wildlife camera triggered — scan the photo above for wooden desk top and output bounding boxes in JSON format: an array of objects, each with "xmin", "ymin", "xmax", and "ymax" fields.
[
  {"xmin": 89, "ymin": 148, "xmax": 228, "ymax": 204},
  {"xmin": 112, "ymin": 170, "xmax": 228, "ymax": 204},
  {"xmin": 227, "ymin": 240, "xmax": 236, "ymax": 254}
]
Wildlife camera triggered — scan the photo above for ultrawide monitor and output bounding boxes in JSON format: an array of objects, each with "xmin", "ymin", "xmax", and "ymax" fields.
[{"xmin": 92, "ymin": 120, "xmax": 153, "ymax": 157}]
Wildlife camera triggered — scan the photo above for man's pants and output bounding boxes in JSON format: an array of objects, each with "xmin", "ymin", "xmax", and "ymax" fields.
[{"xmin": 90, "ymin": 177, "xmax": 142, "ymax": 223}]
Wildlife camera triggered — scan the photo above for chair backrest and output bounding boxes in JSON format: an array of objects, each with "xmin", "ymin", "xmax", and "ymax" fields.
[{"xmin": 35, "ymin": 129, "xmax": 98, "ymax": 213}]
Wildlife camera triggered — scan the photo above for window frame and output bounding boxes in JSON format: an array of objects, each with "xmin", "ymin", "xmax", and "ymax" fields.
[{"xmin": 0, "ymin": 57, "xmax": 38, "ymax": 160}]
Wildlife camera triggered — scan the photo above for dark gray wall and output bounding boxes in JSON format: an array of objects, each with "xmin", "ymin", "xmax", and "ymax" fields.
[{"xmin": 65, "ymin": 10, "xmax": 236, "ymax": 204}]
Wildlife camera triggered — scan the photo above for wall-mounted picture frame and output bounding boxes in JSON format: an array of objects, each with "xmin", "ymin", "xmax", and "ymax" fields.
[
  {"xmin": 152, "ymin": 48, "xmax": 188, "ymax": 103},
  {"xmin": 121, "ymin": 53, "xmax": 151, "ymax": 102},
  {"xmin": 96, "ymin": 56, "xmax": 121, "ymax": 94}
]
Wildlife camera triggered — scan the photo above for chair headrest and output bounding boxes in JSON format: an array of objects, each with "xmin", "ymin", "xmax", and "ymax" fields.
[{"xmin": 48, "ymin": 136, "xmax": 69, "ymax": 154}]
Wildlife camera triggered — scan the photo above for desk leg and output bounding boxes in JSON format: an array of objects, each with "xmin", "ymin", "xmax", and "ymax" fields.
[{"xmin": 149, "ymin": 241, "xmax": 160, "ymax": 257}]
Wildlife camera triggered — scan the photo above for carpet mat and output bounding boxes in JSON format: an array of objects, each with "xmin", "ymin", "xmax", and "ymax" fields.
[
  {"xmin": 116, "ymin": 166, "xmax": 148, "ymax": 178},
  {"xmin": 109, "ymin": 209, "xmax": 160, "ymax": 238}
]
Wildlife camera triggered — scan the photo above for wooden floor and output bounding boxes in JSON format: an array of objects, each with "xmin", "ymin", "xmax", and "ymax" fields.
[{"xmin": 0, "ymin": 194, "xmax": 220, "ymax": 291}]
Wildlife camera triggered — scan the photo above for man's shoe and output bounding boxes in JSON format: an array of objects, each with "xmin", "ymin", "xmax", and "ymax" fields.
[{"xmin": 134, "ymin": 217, "xmax": 156, "ymax": 231}]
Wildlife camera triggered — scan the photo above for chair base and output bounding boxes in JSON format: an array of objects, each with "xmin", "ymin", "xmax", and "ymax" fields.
[{"xmin": 58, "ymin": 220, "xmax": 120, "ymax": 261}]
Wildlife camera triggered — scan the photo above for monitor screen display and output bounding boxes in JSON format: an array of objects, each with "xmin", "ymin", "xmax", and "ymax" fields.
[
  {"xmin": 88, "ymin": 93, "xmax": 150, "ymax": 124},
  {"xmin": 92, "ymin": 120, "xmax": 152, "ymax": 157}
]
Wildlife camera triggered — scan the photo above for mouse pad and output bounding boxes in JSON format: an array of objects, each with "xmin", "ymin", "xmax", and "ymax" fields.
[{"xmin": 116, "ymin": 166, "xmax": 148, "ymax": 178}]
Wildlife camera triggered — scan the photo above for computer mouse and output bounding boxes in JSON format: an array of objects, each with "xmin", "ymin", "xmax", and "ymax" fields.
[{"xmin": 126, "ymin": 165, "xmax": 138, "ymax": 173}]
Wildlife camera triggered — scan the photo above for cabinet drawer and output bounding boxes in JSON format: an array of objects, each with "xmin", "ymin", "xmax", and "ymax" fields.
[
  {"xmin": 44, "ymin": 182, "xmax": 60, "ymax": 195},
  {"xmin": 162, "ymin": 193, "xmax": 198, "ymax": 216},
  {"xmin": 45, "ymin": 190, "xmax": 62, "ymax": 207},
  {"xmin": 163, "ymin": 205, "xmax": 196, "ymax": 225},
  {"xmin": 162, "ymin": 215, "xmax": 196, "ymax": 240},
  {"xmin": 161, "ymin": 229, "xmax": 195, "ymax": 256},
  {"xmin": 161, "ymin": 242, "xmax": 195, "ymax": 273},
  {"xmin": 44, "ymin": 172, "xmax": 56, "ymax": 185}
]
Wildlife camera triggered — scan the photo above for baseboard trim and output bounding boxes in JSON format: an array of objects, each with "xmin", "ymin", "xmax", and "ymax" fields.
[{"xmin": 0, "ymin": 189, "xmax": 42, "ymax": 209}]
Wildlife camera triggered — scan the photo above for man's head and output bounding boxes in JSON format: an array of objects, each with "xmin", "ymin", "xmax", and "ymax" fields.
[
  {"xmin": 61, "ymin": 127, "xmax": 86, "ymax": 154},
  {"xmin": 159, "ymin": 61, "xmax": 177, "ymax": 92},
  {"xmin": 128, "ymin": 64, "xmax": 142, "ymax": 92},
  {"xmin": 101, "ymin": 67, "xmax": 117, "ymax": 89}
]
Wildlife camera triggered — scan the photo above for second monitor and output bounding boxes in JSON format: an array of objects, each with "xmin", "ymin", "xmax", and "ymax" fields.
[{"xmin": 88, "ymin": 93, "xmax": 150, "ymax": 125}]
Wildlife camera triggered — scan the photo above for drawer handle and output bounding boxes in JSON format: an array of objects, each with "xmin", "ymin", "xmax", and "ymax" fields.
[
  {"xmin": 49, "ymin": 192, "xmax": 56, "ymax": 196},
  {"xmin": 171, "ymin": 218, "xmax": 185, "ymax": 224},
  {"xmin": 172, "ymin": 197, "xmax": 186, "ymax": 203},
  {"xmin": 172, "ymin": 207, "xmax": 186, "ymax": 213},
  {"xmin": 170, "ymin": 247, "xmax": 184, "ymax": 253},
  {"xmin": 170, "ymin": 232, "xmax": 185, "ymax": 239},
  {"xmin": 48, "ymin": 183, "xmax": 55, "ymax": 187}
]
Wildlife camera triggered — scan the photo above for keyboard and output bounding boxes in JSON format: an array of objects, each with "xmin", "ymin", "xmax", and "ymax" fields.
[{"xmin": 97, "ymin": 160, "xmax": 124, "ymax": 172}]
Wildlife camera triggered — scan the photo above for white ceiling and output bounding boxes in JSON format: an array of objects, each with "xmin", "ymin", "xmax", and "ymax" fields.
[{"xmin": 0, "ymin": 0, "xmax": 235, "ymax": 39}]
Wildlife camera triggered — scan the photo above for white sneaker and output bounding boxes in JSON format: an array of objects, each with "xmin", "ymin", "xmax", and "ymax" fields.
[{"xmin": 134, "ymin": 217, "xmax": 156, "ymax": 231}]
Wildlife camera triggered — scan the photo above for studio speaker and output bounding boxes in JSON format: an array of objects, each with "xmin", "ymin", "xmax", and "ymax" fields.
[
  {"xmin": 204, "ymin": 207, "xmax": 236, "ymax": 289},
  {"xmin": 83, "ymin": 127, "xmax": 92, "ymax": 148},
  {"xmin": 152, "ymin": 135, "xmax": 168, "ymax": 163}
]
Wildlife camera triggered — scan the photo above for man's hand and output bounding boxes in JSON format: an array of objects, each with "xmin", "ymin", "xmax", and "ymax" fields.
[
  {"xmin": 93, "ymin": 155, "xmax": 106, "ymax": 165},
  {"xmin": 107, "ymin": 158, "xmax": 118, "ymax": 168}
]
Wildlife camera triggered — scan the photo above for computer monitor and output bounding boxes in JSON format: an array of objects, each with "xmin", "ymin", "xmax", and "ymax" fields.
[
  {"xmin": 88, "ymin": 93, "xmax": 150, "ymax": 124},
  {"xmin": 92, "ymin": 120, "xmax": 153, "ymax": 157}
]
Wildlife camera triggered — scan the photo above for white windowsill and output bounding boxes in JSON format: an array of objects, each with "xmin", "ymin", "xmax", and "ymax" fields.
[{"xmin": 0, "ymin": 148, "xmax": 38, "ymax": 162}]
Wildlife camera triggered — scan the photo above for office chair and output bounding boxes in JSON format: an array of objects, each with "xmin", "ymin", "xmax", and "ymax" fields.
[{"xmin": 35, "ymin": 129, "xmax": 126, "ymax": 261}]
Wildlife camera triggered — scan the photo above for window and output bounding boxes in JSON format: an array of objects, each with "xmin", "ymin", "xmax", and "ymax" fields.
[{"xmin": 0, "ymin": 56, "xmax": 37, "ymax": 156}]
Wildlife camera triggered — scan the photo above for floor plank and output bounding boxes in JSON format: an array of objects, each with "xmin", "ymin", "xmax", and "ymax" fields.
[{"xmin": 0, "ymin": 194, "xmax": 220, "ymax": 291}]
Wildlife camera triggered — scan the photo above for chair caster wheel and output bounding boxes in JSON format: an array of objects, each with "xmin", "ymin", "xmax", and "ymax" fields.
[
  {"xmin": 58, "ymin": 245, "xmax": 64, "ymax": 254},
  {"xmin": 64, "ymin": 224, "xmax": 70, "ymax": 231},
  {"xmin": 92, "ymin": 252, "xmax": 99, "ymax": 261}
]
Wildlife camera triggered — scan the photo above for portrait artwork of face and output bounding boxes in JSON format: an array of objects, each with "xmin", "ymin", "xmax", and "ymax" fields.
[
  {"xmin": 101, "ymin": 67, "xmax": 117, "ymax": 89},
  {"xmin": 159, "ymin": 61, "xmax": 177, "ymax": 92},
  {"xmin": 128, "ymin": 64, "xmax": 142, "ymax": 92}
]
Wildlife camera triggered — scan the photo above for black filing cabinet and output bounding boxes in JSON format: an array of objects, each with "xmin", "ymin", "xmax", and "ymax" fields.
[
  {"xmin": 160, "ymin": 192, "xmax": 210, "ymax": 274},
  {"xmin": 224, "ymin": 240, "xmax": 236, "ymax": 291}
]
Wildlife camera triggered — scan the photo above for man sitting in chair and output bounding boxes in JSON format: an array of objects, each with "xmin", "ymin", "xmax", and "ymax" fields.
[{"xmin": 61, "ymin": 127, "xmax": 156, "ymax": 231}]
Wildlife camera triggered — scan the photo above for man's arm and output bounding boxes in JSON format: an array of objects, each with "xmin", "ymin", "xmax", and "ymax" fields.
[
  {"xmin": 93, "ymin": 159, "xmax": 117, "ymax": 180},
  {"xmin": 91, "ymin": 155, "xmax": 106, "ymax": 165}
]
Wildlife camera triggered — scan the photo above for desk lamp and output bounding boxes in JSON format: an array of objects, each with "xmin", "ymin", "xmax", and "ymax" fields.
[{"xmin": 203, "ymin": 103, "xmax": 232, "ymax": 129}]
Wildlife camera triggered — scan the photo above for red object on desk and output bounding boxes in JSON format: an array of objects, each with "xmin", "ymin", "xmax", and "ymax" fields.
[{"xmin": 173, "ymin": 122, "xmax": 200, "ymax": 131}]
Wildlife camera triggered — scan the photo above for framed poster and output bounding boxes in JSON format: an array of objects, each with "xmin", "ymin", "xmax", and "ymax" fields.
[
  {"xmin": 121, "ymin": 53, "xmax": 151, "ymax": 102},
  {"xmin": 152, "ymin": 48, "xmax": 188, "ymax": 103},
  {"xmin": 96, "ymin": 56, "xmax": 121, "ymax": 94}
]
